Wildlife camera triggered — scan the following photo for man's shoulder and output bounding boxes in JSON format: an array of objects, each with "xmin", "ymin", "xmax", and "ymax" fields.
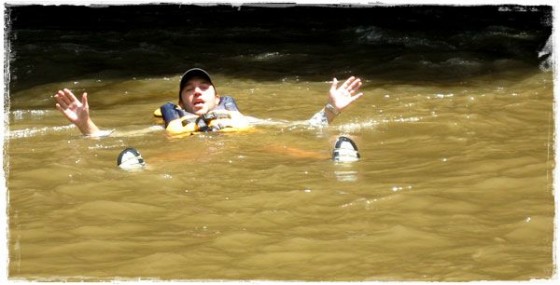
[{"xmin": 219, "ymin": 95, "xmax": 239, "ymax": 111}]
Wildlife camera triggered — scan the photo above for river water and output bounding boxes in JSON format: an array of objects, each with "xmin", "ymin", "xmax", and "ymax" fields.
[{"xmin": 4, "ymin": 4, "xmax": 555, "ymax": 281}]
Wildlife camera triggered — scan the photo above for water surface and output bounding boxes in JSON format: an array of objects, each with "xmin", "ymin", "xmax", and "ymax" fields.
[{"xmin": 5, "ymin": 4, "xmax": 555, "ymax": 281}]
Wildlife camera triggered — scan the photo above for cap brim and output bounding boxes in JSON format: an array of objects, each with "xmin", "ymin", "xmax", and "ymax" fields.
[{"xmin": 181, "ymin": 68, "xmax": 213, "ymax": 85}]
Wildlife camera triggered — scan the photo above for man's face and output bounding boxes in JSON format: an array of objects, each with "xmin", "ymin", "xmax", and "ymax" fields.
[{"xmin": 179, "ymin": 77, "xmax": 219, "ymax": 115}]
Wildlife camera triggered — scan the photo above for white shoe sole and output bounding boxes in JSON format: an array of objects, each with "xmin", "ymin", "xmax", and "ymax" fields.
[
  {"xmin": 117, "ymin": 147, "xmax": 145, "ymax": 170},
  {"xmin": 332, "ymin": 136, "xmax": 360, "ymax": 162}
]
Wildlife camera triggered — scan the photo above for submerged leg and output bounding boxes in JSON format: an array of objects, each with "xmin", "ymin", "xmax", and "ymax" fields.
[{"xmin": 116, "ymin": 136, "xmax": 359, "ymax": 170}]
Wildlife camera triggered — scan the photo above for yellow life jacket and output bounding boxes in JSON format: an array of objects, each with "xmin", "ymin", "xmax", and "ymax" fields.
[{"xmin": 154, "ymin": 97, "xmax": 251, "ymax": 135}]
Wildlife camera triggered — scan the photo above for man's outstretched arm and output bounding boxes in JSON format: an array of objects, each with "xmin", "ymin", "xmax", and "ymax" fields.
[
  {"xmin": 54, "ymin": 88, "xmax": 104, "ymax": 136},
  {"xmin": 309, "ymin": 76, "xmax": 364, "ymax": 125}
]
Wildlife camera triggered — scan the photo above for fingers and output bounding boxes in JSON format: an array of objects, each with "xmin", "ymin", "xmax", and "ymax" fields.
[
  {"xmin": 55, "ymin": 103, "xmax": 65, "ymax": 113},
  {"xmin": 337, "ymin": 76, "xmax": 362, "ymax": 93},
  {"xmin": 351, "ymin": 92, "xmax": 364, "ymax": 102},
  {"xmin": 340, "ymin": 76, "xmax": 356, "ymax": 89},
  {"xmin": 54, "ymin": 90, "xmax": 71, "ymax": 108},
  {"xmin": 330, "ymin": 78, "xmax": 339, "ymax": 92},
  {"xmin": 55, "ymin": 102, "xmax": 76, "ymax": 122},
  {"xmin": 54, "ymin": 88, "xmax": 85, "ymax": 109},
  {"xmin": 54, "ymin": 89, "xmax": 74, "ymax": 106},
  {"xmin": 345, "ymin": 77, "xmax": 362, "ymax": 93},
  {"xmin": 81, "ymin": 92, "xmax": 89, "ymax": 109},
  {"xmin": 63, "ymin": 88, "xmax": 79, "ymax": 102}
]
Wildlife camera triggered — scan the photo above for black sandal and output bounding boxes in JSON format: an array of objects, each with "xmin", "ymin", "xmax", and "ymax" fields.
[
  {"xmin": 117, "ymin": 147, "xmax": 146, "ymax": 170},
  {"xmin": 332, "ymin": 136, "xmax": 360, "ymax": 162}
]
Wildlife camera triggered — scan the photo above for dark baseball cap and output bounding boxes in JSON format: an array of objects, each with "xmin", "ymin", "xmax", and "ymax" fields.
[{"xmin": 179, "ymin": 68, "xmax": 213, "ymax": 93}]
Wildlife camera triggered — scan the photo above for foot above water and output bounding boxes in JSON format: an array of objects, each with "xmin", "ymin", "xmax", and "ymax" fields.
[
  {"xmin": 117, "ymin": 147, "xmax": 146, "ymax": 170},
  {"xmin": 332, "ymin": 136, "xmax": 360, "ymax": 162}
]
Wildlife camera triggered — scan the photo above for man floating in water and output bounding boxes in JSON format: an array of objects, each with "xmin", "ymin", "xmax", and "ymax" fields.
[{"xmin": 54, "ymin": 68, "xmax": 364, "ymax": 167}]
